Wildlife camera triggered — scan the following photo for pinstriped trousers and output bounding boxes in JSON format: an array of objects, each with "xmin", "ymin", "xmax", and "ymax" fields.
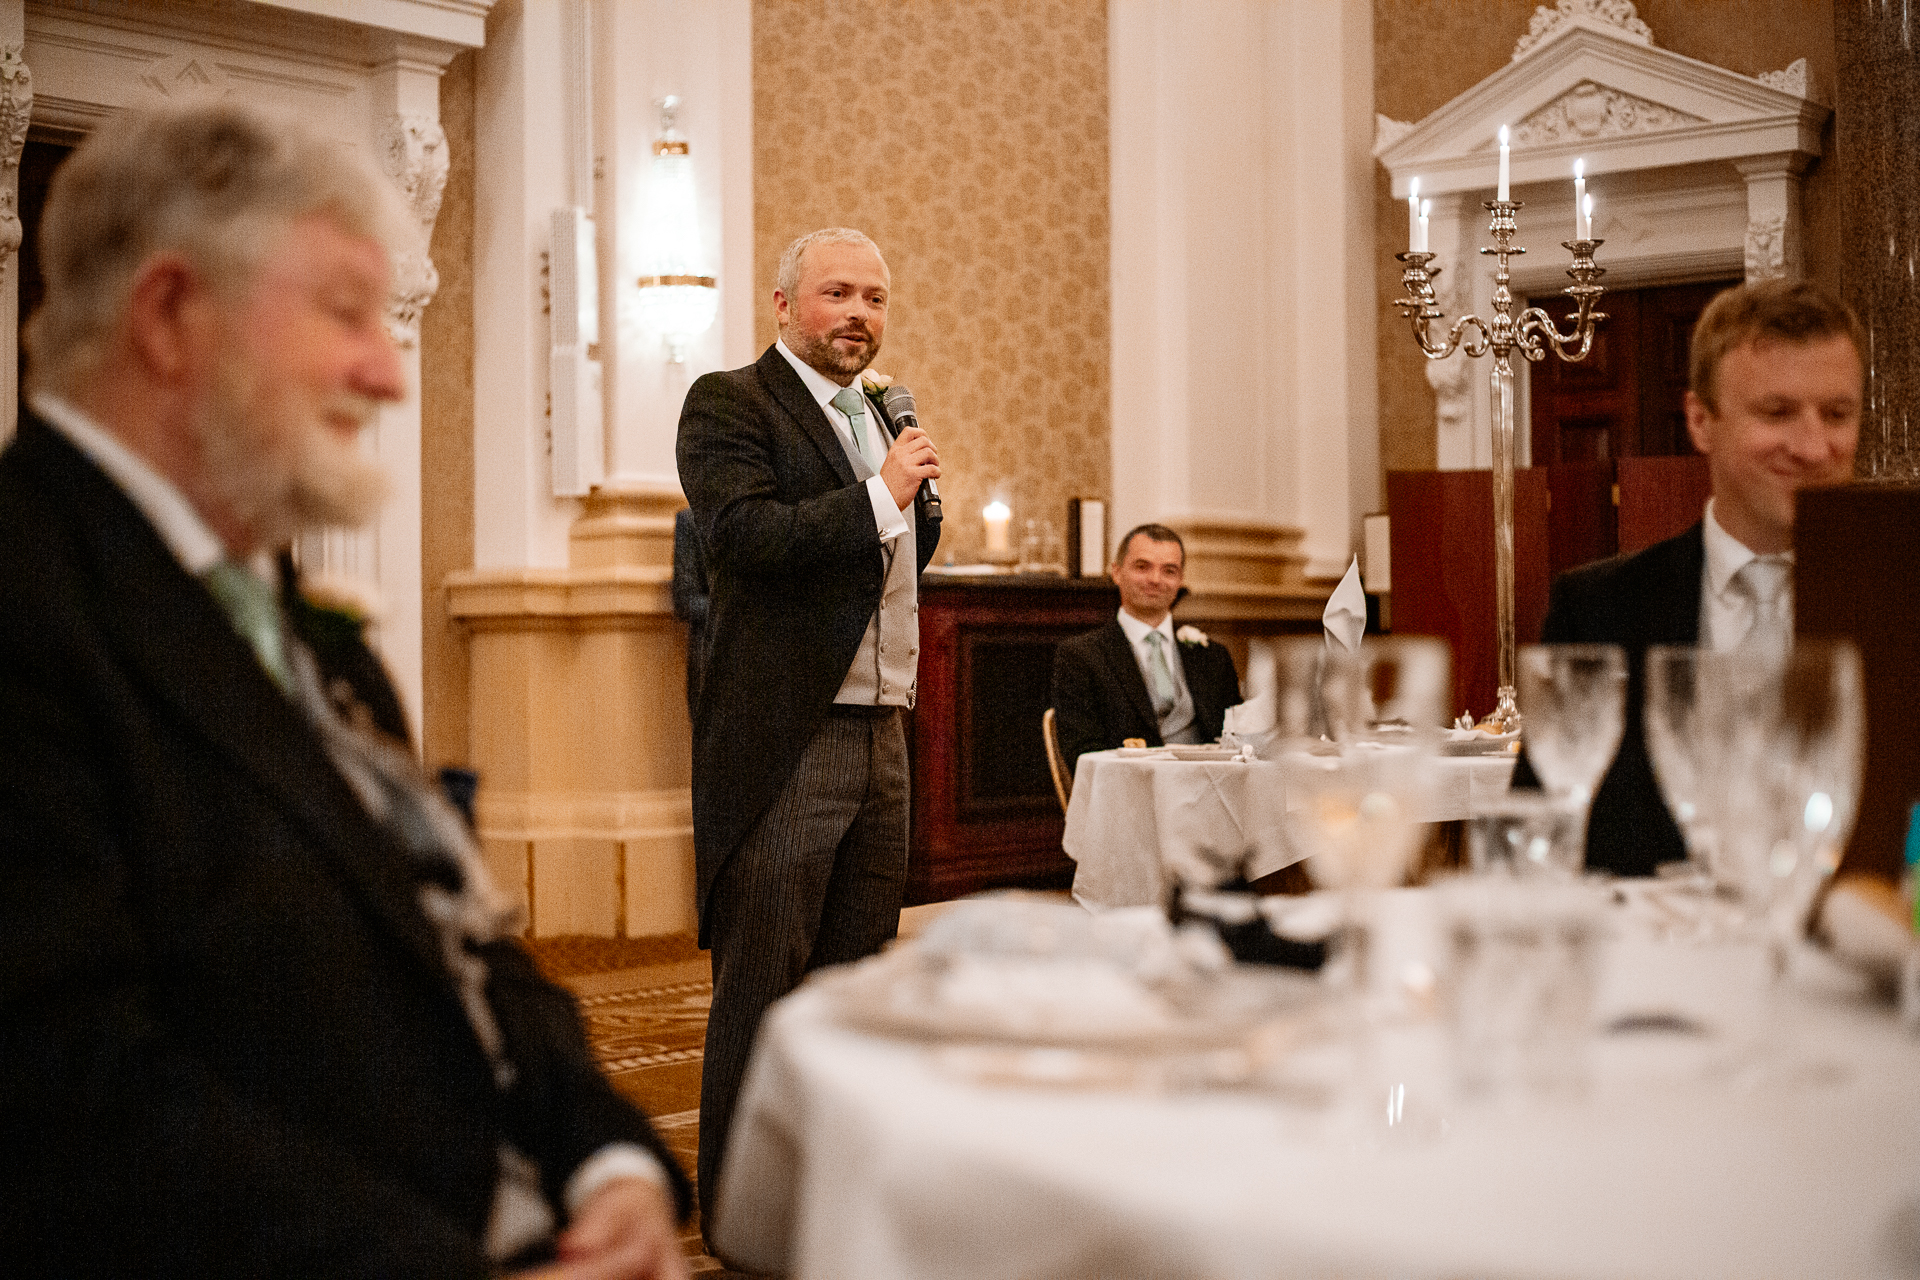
[{"xmin": 697, "ymin": 707, "xmax": 909, "ymax": 1222}]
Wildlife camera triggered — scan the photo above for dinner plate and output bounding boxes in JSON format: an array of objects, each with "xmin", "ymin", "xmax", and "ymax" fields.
[
  {"xmin": 827, "ymin": 952, "xmax": 1320, "ymax": 1053},
  {"xmin": 1113, "ymin": 745, "xmax": 1241, "ymax": 761}
]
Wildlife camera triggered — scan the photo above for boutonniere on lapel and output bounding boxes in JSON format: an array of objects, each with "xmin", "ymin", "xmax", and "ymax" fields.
[
  {"xmin": 859, "ymin": 371, "xmax": 893, "ymax": 406},
  {"xmin": 1176, "ymin": 625, "xmax": 1210, "ymax": 648}
]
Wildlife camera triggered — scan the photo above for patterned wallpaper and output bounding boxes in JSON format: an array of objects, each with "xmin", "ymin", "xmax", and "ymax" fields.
[{"xmin": 753, "ymin": 0, "xmax": 1110, "ymax": 565}]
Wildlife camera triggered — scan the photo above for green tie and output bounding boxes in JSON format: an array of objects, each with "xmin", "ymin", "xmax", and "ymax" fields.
[
  {"xmin": 1145, "ymin": 630, "xmax": 1177, "ymax": 718},
  {"xmin": 831, "ymin": 387, "xmax": 879, "ymax": 471},
  {"xmin": 203, "ymin": 560, "xmax": 291, "ymax": 693}
]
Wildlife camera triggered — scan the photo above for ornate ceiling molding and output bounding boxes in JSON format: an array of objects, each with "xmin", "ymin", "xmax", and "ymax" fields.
[{"xmin": 1512, "ymin": 0, "xmax": 1653, "ymax": 62}]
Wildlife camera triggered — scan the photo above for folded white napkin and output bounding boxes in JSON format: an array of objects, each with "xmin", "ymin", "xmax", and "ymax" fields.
[
  {"xmin": 1323, "ymin": 554, "xmax": 1366, "ymax": 653},
  {"xmin": 1222, "ymin": 693, "xmax": 1276, "ymax": 738}
]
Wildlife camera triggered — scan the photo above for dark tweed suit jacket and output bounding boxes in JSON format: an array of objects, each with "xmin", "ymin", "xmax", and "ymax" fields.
[
  {"xmin": 675, "ymin": 346, "xmax": 940, "ymax": 944},
  {"xmin": 1050, "ymin": 617, "xmax": 1243, "ymax": 776},
  {"xmin": 1518, "ymin": 522, "xmax": 1703, "ymax": 877},
  {"xmin": 0, "ymin": 416, "xmax": 689, "ymax": 1278}
]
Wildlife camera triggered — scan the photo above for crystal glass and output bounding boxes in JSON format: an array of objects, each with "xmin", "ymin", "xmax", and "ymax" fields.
[
  {"xmin": 1270, "ymin": 636, "xmax": 1451, "ymax": 1138},
  {"xmin": 1645, "ymin": 645, "xmax": 1719, "ymax": 876},
  {"xmin": 1516, "ymin": 643, "xmax": 1626, "ymax": 803}
]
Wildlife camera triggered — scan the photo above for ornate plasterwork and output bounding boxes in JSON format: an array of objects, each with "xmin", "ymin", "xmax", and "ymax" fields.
[
  {"xmin": 1757, "ymin": 58, "xmax": 1809, "ymax": 98},
  {"xmin": 1744, "ymin": 213, "xmax": 1789, "ymax": 281},
  {"xmin": 135, "ymin": 51, "xmax": 234, "ymax": 104},
  {"xmin": 0, "ymin": 46, "xmax": 31, "ymax": 285},
  {"xmin": 1512, "ymin": 0, "xmax": 1653, "ymax": 61},
  {"xmin": 377, "ymin": 113, "xmax": 449, "ymax": 348},
  {"xmin": 1420, "ymin": 256, "xmax": 1476, "ymax": 436},
  {"xmin": 1511, "ymin": 81, "xmax": 1702, "ymax": 146}
]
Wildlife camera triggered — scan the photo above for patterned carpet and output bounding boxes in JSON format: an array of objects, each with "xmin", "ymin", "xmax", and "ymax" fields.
[{"xmin": 527, "ymin": 935, "xmax": 752, "ymax": 1276}]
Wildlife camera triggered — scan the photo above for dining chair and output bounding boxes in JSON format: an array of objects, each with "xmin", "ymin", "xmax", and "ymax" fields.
[{"xmin": 1042, "ymin": 706, "xmax": 1072, "ymax": 814}]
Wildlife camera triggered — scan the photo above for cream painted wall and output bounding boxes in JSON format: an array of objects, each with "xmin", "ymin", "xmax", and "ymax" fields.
[{"xmin": 1109, "ymin": 0, "xmax": 1377, "ymax": 577}]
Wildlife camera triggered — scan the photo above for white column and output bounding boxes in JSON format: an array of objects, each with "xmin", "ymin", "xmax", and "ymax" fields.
[
  {"xmin": 1109, "ymin": 0, "xmax": 1376, "ymax": 577},
  {"xmin": 1736, "ymin": 152, "xmax": 1809, "ymax": 282},
  {"xmin": 596, "ymin": 0, "xmax": 754, "ymax": 489},
  {"xmin": 473, "ymin": 0, "xmax": 578, "ymax": 569}
]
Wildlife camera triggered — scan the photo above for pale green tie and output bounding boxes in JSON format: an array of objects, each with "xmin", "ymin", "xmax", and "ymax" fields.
[
  {"xmin": 203, "ymin": 560, "xmax": 291, "ymax": 693},
  {"xmin": 830, "ymin": 387, "xmax": 880, "ymax": 471},
  {"xmin": 1733, "ymin": 556, "xmax": 1792, "ymax": 656},
  {"xmin": 1145, "ymin": 630, "xmax": 1177, "ymax": 719}
]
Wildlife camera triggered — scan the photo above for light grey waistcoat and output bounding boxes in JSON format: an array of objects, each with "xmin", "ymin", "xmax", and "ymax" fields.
[{"xmin": 830, "ymin": 394, "xmax": 919, "ymax": 708}]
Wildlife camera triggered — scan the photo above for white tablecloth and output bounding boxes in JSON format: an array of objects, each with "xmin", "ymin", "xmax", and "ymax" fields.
[
  {"xmin": 1062, "ymin": 750, "xmax": 1518, "ymax": 909},
  {"xmin": 715, "ymin": 905, "xmax": 1920, "ymax": 1280}
]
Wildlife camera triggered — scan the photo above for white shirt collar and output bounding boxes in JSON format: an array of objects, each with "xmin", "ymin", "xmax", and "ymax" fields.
[
  {"xmin": 31, "ymin": 392, "xmax": 230, "ymax": 576},
  {"xmin": 1116, "ymin": 607, "xmax": 1175, "ymax": 647},
  {"xmin": 1701, "ymin": 496, "xmax": 1789, "ymax": 599}
]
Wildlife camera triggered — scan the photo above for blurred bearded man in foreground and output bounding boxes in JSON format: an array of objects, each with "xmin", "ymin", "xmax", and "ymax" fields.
[{"xmin": 0, "ymin": 103, "xmax": 690, "ymax": 1279}]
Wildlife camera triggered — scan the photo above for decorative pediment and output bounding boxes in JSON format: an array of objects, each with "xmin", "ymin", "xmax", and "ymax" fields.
[{"xmin": 1375, "ymin": 18, "xmax": 1826, "ymax": 199}]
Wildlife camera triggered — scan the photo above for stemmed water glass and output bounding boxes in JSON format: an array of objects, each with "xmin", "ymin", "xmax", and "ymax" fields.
[
  {"xmin": 1652, "ymin": 639, "xmax": 1865, "ymax": 1077},
  {"xmin": 1515, "ymin": 643, "xmax": 1625, "ymax": 874},
  {"xmin": 1269, "ymin": 636, "xmax": 1451, "ymax": 1136}
]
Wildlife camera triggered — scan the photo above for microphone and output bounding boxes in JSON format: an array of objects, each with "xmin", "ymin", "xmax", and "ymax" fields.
[{"xmin": 880, "ymin": 384, "xmax": 942, "ymax": 519}]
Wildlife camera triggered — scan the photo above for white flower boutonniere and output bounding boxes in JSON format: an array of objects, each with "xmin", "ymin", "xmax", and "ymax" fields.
[
  {"xmin": 860, "ymin": 370, "xmax": 894, "ymax": 394},
  {"xmin": 1176, "ymin": 625, "xmax": 1209, "ymax": 648}
]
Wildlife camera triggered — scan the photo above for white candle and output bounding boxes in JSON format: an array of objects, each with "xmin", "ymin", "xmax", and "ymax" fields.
[
  {"xmin": 983, "ymin": 501, "xmax": 1010, "ymax": 554},
  {"xmin": 1497, "ymin": 125, "xmax": 1510, "ymax": 201},
  {"xmin": 1417, "ymin": 200, "xmax": 1430, "ymax": 254},
  {"xmin": 1407, "ymin": 178, "xmax": 1421, "ymax": 253},
  {"xmin": 1573, "ymin": 158, "xmax": 1587, "ymax": 238},
  {"xmin": 1582, "ymin": 193, "xmax": 1594, "ymax": 239}
]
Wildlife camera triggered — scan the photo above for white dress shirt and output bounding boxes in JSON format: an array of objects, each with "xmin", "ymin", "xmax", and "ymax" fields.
[
  {"xmin": 1115, "ymin": 607, "xmax": 1197, "ymax": 744},
  {"xmin": 1699, "ymin": 497, "xmax": 1791, "ymax": 653},
  {"xmin": 776, "ymin": 340, "xmax": 910, "ymax": 543}
]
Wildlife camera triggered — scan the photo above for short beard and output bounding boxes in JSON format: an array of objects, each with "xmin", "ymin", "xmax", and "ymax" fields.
[
  {"xmin": 784, "ymin": 322, "xmax": 878, "ymax": 382},
  {"xmin": 192, "ymin": 356, "xmax": 390, "ymax": 551}
]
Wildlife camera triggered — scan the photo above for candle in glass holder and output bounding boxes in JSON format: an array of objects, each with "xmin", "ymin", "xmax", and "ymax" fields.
[
  {"xmin": 1497, "ymin": 125, "xmax": 1510, "ymax": 201},
  {"xmin": 1573, "ymin": 159, "xmax": 1587, "ymax": 238},
  {"xmin": 983, "ymin": 501, "xmax": 1010, "ymax": 554}
]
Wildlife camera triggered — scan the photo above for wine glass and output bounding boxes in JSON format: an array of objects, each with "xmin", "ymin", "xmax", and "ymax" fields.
[
  {"xmin": 1516, "ymin": 644, "xmax": 1626, "ymax": 805},
  {"xmin": 1688, "ymin": 640, "xmax": 1864, "ymax": 1080},
  {"xmin": 1270, "ymin": 636, "xmax": 1451, "ymax": 1137},
  {"xmin": 1645, "ymin": 646, "xmax": 1723, "ymax": 883}
]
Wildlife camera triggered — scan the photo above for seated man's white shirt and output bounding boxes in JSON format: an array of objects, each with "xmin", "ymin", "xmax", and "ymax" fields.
[
  {"xmin": 1115, "ymin": 607, "xmax": 1198, "ymax": 743},
  {"xmin": 776, "ymin": 340, "xmax": 910, "ymax": 542},
  {"xmin": 28, "ymin": 392, "xmax": 670, "ymax": 1225},
  {"xmin": 1699, "ymin": 497, "xmax": 1791, "ymax": 653}
]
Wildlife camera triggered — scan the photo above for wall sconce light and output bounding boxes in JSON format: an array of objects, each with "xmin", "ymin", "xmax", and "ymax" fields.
[{"xmin": 635, "ymin": 95, "xmax": 717, "ymax": 364}]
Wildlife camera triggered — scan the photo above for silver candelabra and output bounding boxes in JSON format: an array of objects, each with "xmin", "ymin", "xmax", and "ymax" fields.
[{"xmin": 1393, "ymin": 199, "xmax": 1607, "ymax": 729}]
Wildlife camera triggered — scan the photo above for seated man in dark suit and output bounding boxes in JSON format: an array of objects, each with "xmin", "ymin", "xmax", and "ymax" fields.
[
  {"xmin": 1529, "ymin": 278, "xmax": 1863, "ymax": 876},
  {"xmin": 1051, "ymin": 523, "xmax": 1242, "ymax": 776},
  {"xmin": 0, "ymin": 103, "xmax": 690, "ymax": 1278}
]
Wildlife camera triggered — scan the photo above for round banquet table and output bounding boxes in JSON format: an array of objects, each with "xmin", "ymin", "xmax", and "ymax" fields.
[
  {"xmin": 712, "ymin": 903, "xmax": 1920, "ymax": 1280},
  {"xmin": 1062, "ymin": 749, "xmax": 1519, "ymax": 909}
]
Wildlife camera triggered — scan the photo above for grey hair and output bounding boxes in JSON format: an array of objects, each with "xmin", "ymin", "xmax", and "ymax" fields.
[
  {"xmin": 25, "ymin": 99, "xmax": 414, "ymax": 397},
  {"xmin": 774, "ymin": 227, "xmax": 880, "ymax": 300}
]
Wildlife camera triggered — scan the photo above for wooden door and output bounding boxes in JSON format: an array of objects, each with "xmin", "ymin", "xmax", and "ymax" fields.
[{"xmin": 1528, "ymin": 278, "xmax": 1738, "ymax": 577}]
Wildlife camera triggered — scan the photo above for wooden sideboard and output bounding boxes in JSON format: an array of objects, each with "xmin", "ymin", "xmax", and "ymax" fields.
[{"xmin": 906, "ymin": 572, "xmax": 1119, "ymax": 904}]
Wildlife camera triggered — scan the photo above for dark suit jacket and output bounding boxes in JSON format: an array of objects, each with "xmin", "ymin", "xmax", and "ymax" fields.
[
  {"xmin": 0, "ymin": 416, "xmax": 689, "ymax": 1278},
  {"xmin": 671, "ymin": 506, "xmax": 711, "ymax": 718},
  {"xmin": 1517, "ymin": 522, "xmax": 1703, "ymax": 876},
  {"xmin": 676, "ymin": 346, "xmax": 940, "ymax": 944},
  {"xmin": 1050, "ymin": 618, "xmax": 1243, "ymax": 775}
]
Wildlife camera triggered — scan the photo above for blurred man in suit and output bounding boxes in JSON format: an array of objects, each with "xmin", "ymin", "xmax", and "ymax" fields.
[
  {"xmin": 1051, "ymin": 523, "xmax": 1242, "ymax": 776},
  {"xmin": 0, "ymin": 102, "xmax": 689, "ymax": 1278},
  {"xmin": 1528, "ymin": 278, "xmax": 1863, "ymax": 876},
  {"xmin": 675, "ymin": 228, "xmax": 942, "ymax": 1224}
]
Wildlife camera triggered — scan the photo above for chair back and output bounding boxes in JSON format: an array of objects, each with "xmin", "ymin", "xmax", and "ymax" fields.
[{"xmin": 1041, "ymin": 706, "xmax": 1072, "ymax": 813}]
